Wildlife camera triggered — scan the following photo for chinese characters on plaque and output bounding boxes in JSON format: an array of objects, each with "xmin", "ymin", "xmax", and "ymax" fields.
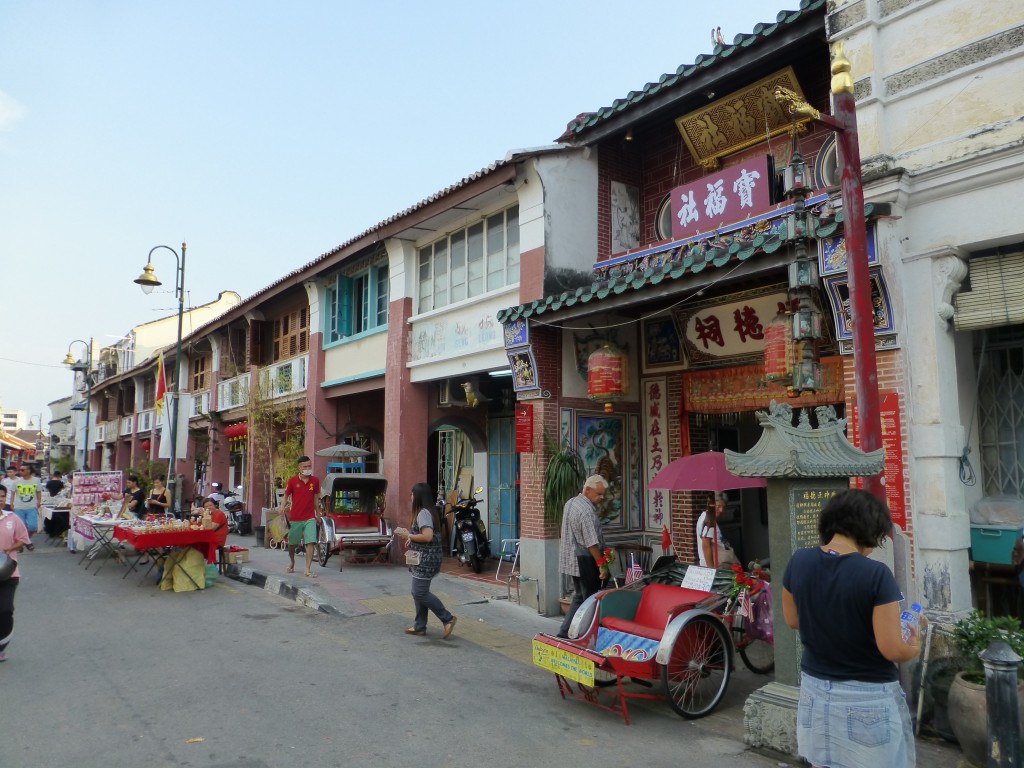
[
  {"xmin": 677, "ymin": 289, "xmax": 788, "ymax": 366},
  {"xmin": 642, "ymin": 377, "xmax": 668, "ymax": 530},
  {"xmin": 790, "ymin": 487, "xmax": 840, "ymax": 551},
  {"xmin": 670, "ymin": 156, "xmax": 772, "ymax": 241}
]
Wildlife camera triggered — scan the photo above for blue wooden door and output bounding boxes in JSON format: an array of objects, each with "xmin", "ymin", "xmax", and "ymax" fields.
[{"xmin": 487, "ymin": 417, "xmax": 518, "ymax": 555}]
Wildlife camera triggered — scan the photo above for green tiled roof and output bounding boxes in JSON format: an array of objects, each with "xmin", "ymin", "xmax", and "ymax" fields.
[
  {"xmin": 556, "ymin": 0, "xmax": 827, "ymax": 142},
  {"xmin": 496, "ymin": 201, "xmax": 890, "ymax": 325}
]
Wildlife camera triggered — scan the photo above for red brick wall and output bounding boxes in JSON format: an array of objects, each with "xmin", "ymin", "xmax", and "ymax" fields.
[{"xmin": 519, "ymin": 323, "xmax": 562, "ymax": 541}]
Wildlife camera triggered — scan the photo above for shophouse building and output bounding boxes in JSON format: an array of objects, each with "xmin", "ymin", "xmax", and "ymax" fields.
[{"xmin": 825, "ymin": 0, "xmax": 1024, "ymax": 617}]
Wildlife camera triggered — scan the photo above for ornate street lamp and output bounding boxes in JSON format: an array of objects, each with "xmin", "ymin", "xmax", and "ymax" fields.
[
  {"xmin": 63, "ymin": 339, "xmax": 94, "ymax": 470},
  {"xmin": 134, "ymin": 242, "xmax": 187, "ymax": 514}
]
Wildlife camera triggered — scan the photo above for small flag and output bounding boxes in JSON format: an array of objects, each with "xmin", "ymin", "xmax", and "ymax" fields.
[
  {"xmin": 661, "ymin": 525, "xmax": 672, "ymax": 551},
  {"xmin": 625, "ymin": 555, "xmax": 643, "ymax": 585},
  {"xmin": 154, "ymin": 352, "xmax": 167, "ymax": 416}
]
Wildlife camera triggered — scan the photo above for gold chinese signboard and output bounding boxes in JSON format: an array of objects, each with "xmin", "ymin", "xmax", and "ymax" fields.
[{"xmin": 675, "ymin": 67, "xmax": 810, "ymax": 170}]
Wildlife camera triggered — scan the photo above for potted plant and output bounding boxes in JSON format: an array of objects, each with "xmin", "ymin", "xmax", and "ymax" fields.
[{"xmin": 947, "ymin": 610, "xmax": 1024, "ymax": 766}]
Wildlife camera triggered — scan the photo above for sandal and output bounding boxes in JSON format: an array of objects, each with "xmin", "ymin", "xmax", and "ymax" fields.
[
  {"xmin": 304, "ymin": 571, "xmax": 317, "ymax": 578},
  {"xmin": 404, "ymin": 627, "xmax": 426, "ymax": 636},
  {"xmin": 285, "ymin": 565, "xmax": 295, "ymax": 574}
]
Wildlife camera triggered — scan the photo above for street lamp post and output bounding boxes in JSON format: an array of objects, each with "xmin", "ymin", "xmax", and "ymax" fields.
[
  {"xmin": 134, "ymin": 242, "xmax": 187, "ymax": 515},
  {"xmin": 63, "ymin": 339, "xmax": 94, "ymax": 470}
]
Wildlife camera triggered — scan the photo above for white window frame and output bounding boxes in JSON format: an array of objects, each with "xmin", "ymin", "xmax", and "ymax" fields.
[{"xmin": 417, "ymin": 205, "xmax": 519, "ymax": 313}]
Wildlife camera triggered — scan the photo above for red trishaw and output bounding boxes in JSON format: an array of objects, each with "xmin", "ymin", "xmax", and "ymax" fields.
[{"xmin": 532, "ymin": 562, "xmax": 773, "ymax": 724}]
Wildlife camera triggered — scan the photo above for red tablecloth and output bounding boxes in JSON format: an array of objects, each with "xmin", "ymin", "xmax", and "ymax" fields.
[{"xmin": 113, "ymin": 527, "xmax": 219, "ymax": 564}]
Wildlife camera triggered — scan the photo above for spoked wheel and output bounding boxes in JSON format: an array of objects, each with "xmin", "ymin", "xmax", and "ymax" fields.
[
  {"xmin": 316, "ymin": 521, "xmax": 331, "ymax": 567},
  {"xmin": 661, "ymin": 615, "xmax": 732, "ymax": 719},
  {"xmin": 733, "ymin": 616, "xmax": 775, "ymax": 674}
]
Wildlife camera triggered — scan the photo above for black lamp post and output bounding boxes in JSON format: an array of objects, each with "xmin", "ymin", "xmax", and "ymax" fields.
[{"xmin": 134, "ymin": 242, "xmax": 187, "ymax": 515}]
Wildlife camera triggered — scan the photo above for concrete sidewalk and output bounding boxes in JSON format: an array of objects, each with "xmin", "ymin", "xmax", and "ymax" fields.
[{"xmin": 221, "ymin": 533, "xmax": 967, "ymax": 767}]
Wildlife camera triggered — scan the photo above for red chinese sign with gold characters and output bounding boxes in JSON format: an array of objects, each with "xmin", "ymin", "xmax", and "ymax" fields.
[{"xmin": 643, "ymin": 378, "xmax": 668, "ymax": 532}]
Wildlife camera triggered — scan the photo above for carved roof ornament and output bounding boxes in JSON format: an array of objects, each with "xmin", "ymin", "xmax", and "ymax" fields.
[
  {"xmin": 724, "ymin": 400, "xmax": 884, "ymax": 478},
  {"xmin": 773, "ymin": 86, "xmax": 820, "ymax": 122}
]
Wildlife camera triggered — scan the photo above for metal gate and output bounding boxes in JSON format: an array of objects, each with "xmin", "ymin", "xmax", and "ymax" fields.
[{"xmin": 977, "ymin": 328, "xmax": 1024, "ymax": 496}]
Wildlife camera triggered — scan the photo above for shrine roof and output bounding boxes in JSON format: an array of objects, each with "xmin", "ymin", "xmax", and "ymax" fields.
[
  {"xmin": 496, "ymin": 201, "xmax": 890, "ymax": 325},
  {"xmin": 556, "ymin": 0, "xmax": 827, "ymax": 143},
  {"xmin": 724, "ymin": 402, "xmax": 885, "ymax": 478}
]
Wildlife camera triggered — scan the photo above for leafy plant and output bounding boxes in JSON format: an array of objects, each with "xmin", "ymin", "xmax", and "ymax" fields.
[
  {"xmin": 953, "ymin": 610, "xmax": 1024, "ymax": 683},
  {"xmin": 543, "ymin": 431, "xmax": 585, "ymax": 527},
  {"xmin": 52, "ymin": 454, "xmax": 76, "ymax": 475}
]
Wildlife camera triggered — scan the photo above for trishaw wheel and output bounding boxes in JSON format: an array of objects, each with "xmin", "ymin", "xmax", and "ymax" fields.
[
  {"xmin": 731, "ymin": 616, "xmax": 775, "ymax": 674},
  {"xmin": 738, "ymin": 638, "xmax": 775, "ymax": 674},
  {"xmin": 316, "ymin": 522, "xmax": 331, "ymax": 567},
  {"xmin": 661, "ymin": 615, "xmax": 731, "ymax": 719}
]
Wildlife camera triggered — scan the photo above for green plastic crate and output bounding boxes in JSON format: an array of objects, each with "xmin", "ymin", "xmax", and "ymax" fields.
[{"xmin": 970, "ymin": 524, "xmax": 1023, "ymax": 565}]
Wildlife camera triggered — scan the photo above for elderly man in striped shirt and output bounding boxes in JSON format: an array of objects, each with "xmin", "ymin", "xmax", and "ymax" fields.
[{"xmin": 556, "ymin": 475, "xmax": 609, "ymax": 639}]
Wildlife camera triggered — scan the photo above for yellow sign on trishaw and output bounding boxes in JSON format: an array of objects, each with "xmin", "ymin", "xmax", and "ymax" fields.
[{"xmin": 532, "ymin": 639, "xmax": 595, "ymax": 686}]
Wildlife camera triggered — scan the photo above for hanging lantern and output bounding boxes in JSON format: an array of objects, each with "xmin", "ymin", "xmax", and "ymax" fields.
[
  {"xmin": 784, "ymin": 150, "xmax": 811, "ymax": 198},
  {"xmin": 792, "ymin": 306, "xmax": 824, "ymax": 341},
  {"xmin": 788, "ymin": 253, "xmax": 819, "ymax": 288},
  {"xmin": 587, "ymin": 344, "xmax": 628, "ymax": 413},
  {"xmin": 141, "ymin": 439, "xmax": 151, "ymax": 451},
  {"xmin": 764, "ymin": 303, "xmax": 794, "ymax": 384},
  {"xmin": 792, "ymin": 358, "xmax": 824, "ymax": 393}
]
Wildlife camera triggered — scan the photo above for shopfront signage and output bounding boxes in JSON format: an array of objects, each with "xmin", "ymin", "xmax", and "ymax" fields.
[
  {"xmin": 515, "ymin": 404, "xmax": 533, "ymax": 453},
  {"xmin": 669, "ymin": 155, "xmax": 772, "ymax": 241},
  {"xmin": 642, "ymin": 377, "xmax": 668, "ymax": 530},
  {"xmin": 676, "ymin": 289, "xmax": 787, "ymax": 365}
]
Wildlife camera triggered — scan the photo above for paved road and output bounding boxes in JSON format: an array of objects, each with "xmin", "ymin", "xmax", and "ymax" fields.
[{"xmin": 0, "ymin": 538, "xmax": 959, "ymax": 768}]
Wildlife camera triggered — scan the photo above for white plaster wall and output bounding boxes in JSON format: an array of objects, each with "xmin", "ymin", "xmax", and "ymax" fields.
[{"xmin": 533, "ymin": 149, "xmax": 599, "ymax": 277}]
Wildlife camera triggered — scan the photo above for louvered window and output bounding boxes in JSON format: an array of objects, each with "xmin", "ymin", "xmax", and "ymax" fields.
[
  {"xmin": 272, "ymin": 308, "xmax": 310, "ymax": 362},
  {"xmin": 325, "ymin": 262, "xmax": 389, "ymax": 343}
]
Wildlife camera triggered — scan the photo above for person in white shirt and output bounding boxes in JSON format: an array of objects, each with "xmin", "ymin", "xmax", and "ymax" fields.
[{"xmin": 695, "ymin": 492, "xmax": 733, "ymax": 567}]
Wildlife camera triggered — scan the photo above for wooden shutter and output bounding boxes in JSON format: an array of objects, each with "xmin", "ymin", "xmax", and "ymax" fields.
[{"xmin": 955, "ymin": 251, "xmax": 1024, "ymax": 330}]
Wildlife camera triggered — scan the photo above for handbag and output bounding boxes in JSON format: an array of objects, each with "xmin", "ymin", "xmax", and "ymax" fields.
[
  {"xmin": 0, "ymin": 551, "xmax": 16, "ymax": 581},
  {"xmin": 405, "ymin": 550, "xmax": 421, "ymax": 566}
]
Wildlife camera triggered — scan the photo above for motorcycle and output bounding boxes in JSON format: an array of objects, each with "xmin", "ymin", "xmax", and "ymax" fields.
[
  {"xmin": 449, "ymin": 486, "xmax": 490, "ymax": 573},
  {"xmin": 220, "ymin": 487, "xmax": 250, "ymax": 535}
]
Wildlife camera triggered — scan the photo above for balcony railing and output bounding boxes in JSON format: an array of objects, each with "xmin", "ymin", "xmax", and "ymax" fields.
[
  {"xmin": 191, "ymin": 390, "xmax": 211, "ymax": 417},
  {"xmin": 216, "ymin": 373, "xmax": 250, "ymax": 412},
  {"xmin": 137, "ymin": 409, "xmax": 154, "ymax": 432},
  {"xmin": 258, "ymin": 354, "xmax": 308, "ymax": 399},
  {"xmin": 120, "ymin": 416, "xmax": 134, "ymax": 436}
]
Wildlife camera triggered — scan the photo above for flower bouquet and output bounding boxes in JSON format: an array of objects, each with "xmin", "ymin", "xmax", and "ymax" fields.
[{"xmin": 596, "ymin": 547, "xmax": 616, "ymax": 581}]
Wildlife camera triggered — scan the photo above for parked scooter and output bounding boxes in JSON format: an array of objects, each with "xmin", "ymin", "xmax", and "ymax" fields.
[
  {"xmin": 220, "ymin": 487, "xmax": 250, "ymax": 535},
  {"xmin": 449, "ymin": 487, "xmax": 490, "ymax": 573}
]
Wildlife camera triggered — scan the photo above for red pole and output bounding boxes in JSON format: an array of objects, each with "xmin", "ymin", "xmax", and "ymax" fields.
[{"xmin": 832, "ymin": 55, "xmax": 884, "ymax": 500}]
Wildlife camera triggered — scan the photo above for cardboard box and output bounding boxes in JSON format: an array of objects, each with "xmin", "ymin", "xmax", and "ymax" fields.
[{"xmin": 225, "ymin": 548, "xmax": 250, "ymax": 564}]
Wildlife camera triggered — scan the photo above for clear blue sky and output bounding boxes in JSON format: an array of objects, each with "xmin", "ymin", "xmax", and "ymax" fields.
[{"xmin": 0, "ymin": 0, "xmax": 781, "ymax": 426}]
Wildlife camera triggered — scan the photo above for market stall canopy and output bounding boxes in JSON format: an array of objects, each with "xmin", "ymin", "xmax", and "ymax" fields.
[
  {"xmin": 315, "ymin": 443, "xmax": 371, "ymax": 459},
  {"xmin": 649, "ymin": 451, "xmax": 767, "ymax": 492}
]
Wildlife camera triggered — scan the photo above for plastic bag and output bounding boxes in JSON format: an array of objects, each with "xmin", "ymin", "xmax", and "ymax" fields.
[
  {"xmin": 746, "ymin": 583, "xmax": 774, "ymax": 643},
  {"xmin": 970, "ymin": 496, "xmax": 1024, "ymax": 525},
  {"xmin": 268, "ymin": 513, "xmax": 289, "ymax": 543}
]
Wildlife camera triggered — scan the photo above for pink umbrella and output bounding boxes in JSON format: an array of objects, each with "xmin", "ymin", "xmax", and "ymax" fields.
[{"xmin": 648, "ymin": 451, "xmax": 767, "ymax": 492}]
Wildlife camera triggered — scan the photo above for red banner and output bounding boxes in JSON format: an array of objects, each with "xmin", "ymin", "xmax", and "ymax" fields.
[
  {"xmin": 515, "ymin": 404, "xmax": 533, "ymax": 454},
  {"xmin": 849, "ymin": 391, "xmax": 906, "ymax": 529}
]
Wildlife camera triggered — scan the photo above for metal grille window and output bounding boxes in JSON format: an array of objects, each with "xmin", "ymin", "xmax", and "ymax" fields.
[
  {"xmin": 417, "ymin": 205, "xmax": 519, "ymax": 313},
  {"xmin": 977, "ymin": 327, "xmax": 1024, "ymax": 496}
]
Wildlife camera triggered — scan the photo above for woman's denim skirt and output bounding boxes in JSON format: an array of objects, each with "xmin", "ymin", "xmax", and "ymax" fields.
[{"xmin": 797, "ymin": 671, "xmax": 915, "ymax": 768}]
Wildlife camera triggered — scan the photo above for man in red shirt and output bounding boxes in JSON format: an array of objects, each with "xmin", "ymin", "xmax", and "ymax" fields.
[{"xmin": 283, "ymin": 456, "xmax": 323, "ymax": 577}]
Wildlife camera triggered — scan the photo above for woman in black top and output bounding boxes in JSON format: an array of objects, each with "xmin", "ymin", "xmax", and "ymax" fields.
[
  {"xmin": 146, "ymin": 475, "xmax": 171, "ymax": 516},
  {"xmin": 782, "ymin": 489, "xmax": 924, "ymax": 768}
]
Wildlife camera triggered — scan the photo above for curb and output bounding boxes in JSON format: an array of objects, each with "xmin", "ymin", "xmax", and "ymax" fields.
[{"xmin": 226, "ymin": 563, "xmax": 341, "ymax": 616}]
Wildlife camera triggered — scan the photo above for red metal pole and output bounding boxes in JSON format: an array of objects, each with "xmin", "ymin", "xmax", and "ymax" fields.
[{"xmin": 832, "ymin": 83, "xmax": 884, "ymax": 500}]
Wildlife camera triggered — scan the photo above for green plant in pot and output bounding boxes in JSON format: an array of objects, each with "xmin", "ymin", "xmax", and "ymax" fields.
[{"xmin": 947, "ymin": 610, "xmax": 1024, "ymax": 767}]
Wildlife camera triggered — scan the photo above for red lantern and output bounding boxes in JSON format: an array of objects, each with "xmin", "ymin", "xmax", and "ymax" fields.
[
  {"xmin": 764, "ymin": 301, "xmax": 794, "ymax": 384},
  {"xmin": 141, "ymin": 439, "xmax": 151, "ymax": 451},
  {"xmin": 587, "ymin": 344, "xmax": 628, "ymax": 413}
]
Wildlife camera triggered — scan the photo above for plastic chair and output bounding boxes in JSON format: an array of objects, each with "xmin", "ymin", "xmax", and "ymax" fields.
[{"xmin": 495, "ymin": 538, "xmax": 521, "ymax": 602}]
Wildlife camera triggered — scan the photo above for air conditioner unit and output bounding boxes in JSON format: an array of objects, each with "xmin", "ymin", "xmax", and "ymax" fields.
[{"xmin": 438, "ymin": 379, "xmax": 451, "ymax": 407}]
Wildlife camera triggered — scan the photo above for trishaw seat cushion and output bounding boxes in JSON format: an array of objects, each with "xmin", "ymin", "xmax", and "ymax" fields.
[{"xmin": 601, "ymin": 583, "xmax": 711, "ymax": 640}]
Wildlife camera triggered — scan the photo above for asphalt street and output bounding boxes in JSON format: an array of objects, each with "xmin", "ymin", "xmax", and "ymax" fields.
[{"xmin": 0, "ymin": 536, "xmax": 960, "ymax": 768}]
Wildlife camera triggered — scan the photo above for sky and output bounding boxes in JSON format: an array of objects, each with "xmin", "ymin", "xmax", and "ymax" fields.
[{"xmin": 0, "ymin": 0, "xmax": 779, "ymax": 428}]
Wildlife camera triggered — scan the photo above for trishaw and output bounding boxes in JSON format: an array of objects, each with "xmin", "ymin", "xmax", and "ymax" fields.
[
  {"xmin": 532, "ymin": 562, "xmax": 773, "ymax": 724},
  {"xmin": 314, "ymin": 472, "xmax": 392, "ymax": 570}
]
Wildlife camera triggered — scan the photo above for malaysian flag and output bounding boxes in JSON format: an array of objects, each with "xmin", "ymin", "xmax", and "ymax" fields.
[{"xmin": 624, "ymin": 555, "xmax": 643, "ymax": 585}]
